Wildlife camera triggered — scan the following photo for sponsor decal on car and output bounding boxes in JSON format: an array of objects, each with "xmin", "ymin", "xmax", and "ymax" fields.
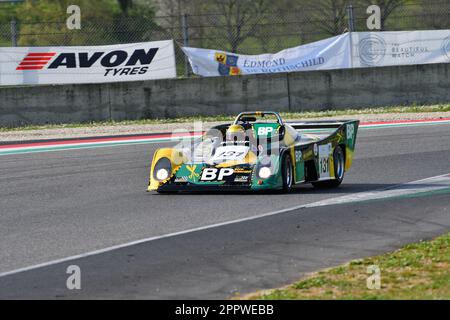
[
  {"xmin": 200, "ymin": 168, "xmax": 234, "ymax": 181},
  {"xmin": 174, "ymin": 176, "xmax": 189, "ymax": 183},
  {"xmin": 233, "ymin": 168, "xmax": 253, "ymax": 174},
  {"xmin": 234, "ymin": 175, "xmax": 250, "ymax": 183},
  {"xmin": 210, "ymin": 146, "xmax": 249, "ymax": 163},
  {"xmin": 318, "ymin": 143, "xmax": 332, "ymax": 178},
  {"xmin": 347, "ymin": 123, "xmax": 355, "ymax": 139},
  {"xmin": 257, "ymin": 126, "xmax": 274, "ymax": 135},
  {"xmin": 346, "ymin": 123, "xmax": 356, "ymax": 149},
  {"xmin": 295, "ymin": 149, "xmax": 303, "ymax": 162}
]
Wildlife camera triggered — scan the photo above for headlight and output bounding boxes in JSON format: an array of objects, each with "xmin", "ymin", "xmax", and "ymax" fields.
[
  {"xmin": 153, "ymin": 157, "xmax": 172, "ymax": 181},
  {"xmin": 156, "ymin": 168, "xmax": 169, "ymax": 181},
  {"xmin": 258, "ymin": 167, "xmax": 271, "ymax": 179}
]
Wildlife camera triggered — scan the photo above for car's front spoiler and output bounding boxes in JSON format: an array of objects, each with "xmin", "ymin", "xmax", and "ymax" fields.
[{"xmin": 155, "ymin": 182, "xmax": 253, "ymax": 193}]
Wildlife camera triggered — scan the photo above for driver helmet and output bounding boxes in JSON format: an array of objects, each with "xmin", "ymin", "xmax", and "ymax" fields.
[{"xmin": 226, "ymin": 124, "xmax": 246, "ymax": 142}]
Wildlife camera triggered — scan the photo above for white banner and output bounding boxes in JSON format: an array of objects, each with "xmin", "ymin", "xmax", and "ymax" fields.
[
  {"xmin": 182, "ymin": 34, "xmax": 351, "ymax": 77},
  {"xmin": 352, "ymin": 30, "xmax": 450, "ymax": 67},
  {"xmin": 183, "ymin": 30, "xmax": 450, "ymax": 76},
  {"xmin": 0, "ymin": 40, "xmax": 176, "ymax": 86}
]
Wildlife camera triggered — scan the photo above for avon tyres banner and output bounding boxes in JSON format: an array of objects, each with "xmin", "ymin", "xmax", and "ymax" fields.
[
  {"xmin": 352, "ymin": 30, "xmax": 450, "ymax": 67},
  {"xmin": 182, "ymin": 33, "xmax": 351, "ymax": 77},
  {"xmin": 0, "ymin": 40, "xmax": 176, "ymax": 86}
]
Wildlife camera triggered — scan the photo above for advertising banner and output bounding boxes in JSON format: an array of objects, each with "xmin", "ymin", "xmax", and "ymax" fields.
[
  {"xmin": 183, "ymin": 30, "xmax": 450, "ymax": 76},
  {"xmin": 0, "ymin": 40, "xmax": 176, "ymax": 86},
  {"xmin": 182, "ymin": 34, "xmax": 351, "ymax": 77},
  {"xmin": 352, "ymin": 30, "xmax": 450, "ymax": 67}
]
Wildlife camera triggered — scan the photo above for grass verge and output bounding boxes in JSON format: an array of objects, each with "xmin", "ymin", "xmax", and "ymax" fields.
[
  {"xmin": 244, "ymin": 233, "xmax": 450, "ymax": 300},
  {"xmin": 1, "ymin": 103, "xmax": 450, "ymax": 132}
]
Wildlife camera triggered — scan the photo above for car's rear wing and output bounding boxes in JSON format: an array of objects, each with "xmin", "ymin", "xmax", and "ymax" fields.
[
  {"xmin": 287, "ymin": 120, "xmax": 360, "ymax": 171},
  {"xmin": 286, "ymin": 120, "xmax": 355, "ymax": 131}
]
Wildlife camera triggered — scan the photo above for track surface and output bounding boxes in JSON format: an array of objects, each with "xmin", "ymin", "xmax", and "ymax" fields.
[{"xmin": 0, "ymin": 124, "xmax": 449, "ymax": 299}]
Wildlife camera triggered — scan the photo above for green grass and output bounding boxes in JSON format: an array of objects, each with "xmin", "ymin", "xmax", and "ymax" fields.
[
  {"xmin": 1, "ymin": 103, "xmax": 450, "ymax": 132},
  {"xmin": 243, "ymin": 233, "xmax": 450, "ymax": 300}
]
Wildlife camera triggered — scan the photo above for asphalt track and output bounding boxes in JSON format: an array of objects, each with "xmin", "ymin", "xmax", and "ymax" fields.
[{"xmin": 0, "ymin": 123, "xmax": 449, "ymax": 299}]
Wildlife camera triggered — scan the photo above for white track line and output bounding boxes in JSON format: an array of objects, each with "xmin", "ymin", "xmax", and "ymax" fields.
[
  {"xmin": 1, "ymin": 173, "xmax": 449, "ymax": 278},
  {"xmin": 304, "ymin": 174, "xmax": 450, "ymax": 207}
]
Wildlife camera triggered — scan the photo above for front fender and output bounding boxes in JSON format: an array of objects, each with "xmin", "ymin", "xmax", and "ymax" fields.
[{"xmin": 148, "ymin": 148, "xmax": 188, "ymax": 191}]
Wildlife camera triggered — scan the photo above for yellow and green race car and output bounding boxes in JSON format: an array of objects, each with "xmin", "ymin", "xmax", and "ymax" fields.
[{"xmin": 148, "ymin": 111, "xmax": 359, "ymax": 193}]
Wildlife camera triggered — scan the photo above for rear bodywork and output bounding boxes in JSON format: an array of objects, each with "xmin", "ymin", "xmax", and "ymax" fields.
[{"xmin": 148, "ymin": 112, "xmax": 359, "ymax": 193}]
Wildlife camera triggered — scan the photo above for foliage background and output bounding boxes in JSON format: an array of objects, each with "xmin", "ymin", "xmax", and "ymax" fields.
[{"xmin": 1, "ymin": 0, "xmax": 449, "ymax": 75}]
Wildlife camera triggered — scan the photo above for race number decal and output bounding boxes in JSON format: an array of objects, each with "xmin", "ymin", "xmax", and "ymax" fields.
[
  {"xmin": 216, "ymin": 150, "xmax": 245, "ymax": 159},
  {"xmin": 319, "ymin": 157, "xmax": 329, "ymax": 175},
  {"xmin": 210, "ymin": 146, "xmax": 249, "ymax": 162},
  {"xmin": 318, "ymin": 143, "xmax": 332, "ymax": 178}
]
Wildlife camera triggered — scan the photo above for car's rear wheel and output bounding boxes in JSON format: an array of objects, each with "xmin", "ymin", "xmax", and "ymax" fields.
[
  {"xmin": 312, "ymin": 145, "xmax": 345, "ymax": 188},
  {"xmin": 282, "ymin": 154, "xmax": 293, "ymax": 192}
]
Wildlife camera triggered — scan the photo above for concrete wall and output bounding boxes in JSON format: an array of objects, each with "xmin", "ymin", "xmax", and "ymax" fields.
[{"xmin": 1, "ymin": 63, "xmax": 450, "ymax": 127}]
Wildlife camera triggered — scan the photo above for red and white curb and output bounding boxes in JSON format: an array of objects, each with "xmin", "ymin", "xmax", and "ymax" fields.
[
  {"xmin": 0, "ymin": 131, "xmax": 202, "ymax": 155},
  {"xmin": 1, "ymin": 117, "xmax": 449, "ymax": 156},
  {"xmin": 360, "ymin": 117, "xmax": 450, "ymax": 128}
]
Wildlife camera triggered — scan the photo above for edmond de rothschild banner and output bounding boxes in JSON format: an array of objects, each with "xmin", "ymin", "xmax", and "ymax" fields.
[{"xmin": 182, "ymin": 34, "xmax": 351, "ymax": 77}]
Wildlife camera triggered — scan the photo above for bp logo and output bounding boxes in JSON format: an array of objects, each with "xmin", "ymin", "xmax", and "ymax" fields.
[
  {"xmin": 359, "ymin": 35, "xmax": 387, "ymax": 66},
  {"xmin": 215, "ymin": 52, "xmax": 241, "ymax": 76},
  {"xmin": 441, "ymin": 36, "xmax": 450, "ymax": 60}
]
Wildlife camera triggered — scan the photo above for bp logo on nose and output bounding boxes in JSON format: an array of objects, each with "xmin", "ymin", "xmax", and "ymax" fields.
[{"xmin": 200, "ymin": 168, "xmax": 234, "ymax": 181}]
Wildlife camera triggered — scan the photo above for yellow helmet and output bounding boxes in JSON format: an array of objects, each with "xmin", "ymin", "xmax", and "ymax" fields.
[
  {"xmin": 227, "ymin": 124, "xmax": 245, "ymax": 134},
  {"xmin": 226, "ymin": 124, "xmax": 245, "ymax": 141}
]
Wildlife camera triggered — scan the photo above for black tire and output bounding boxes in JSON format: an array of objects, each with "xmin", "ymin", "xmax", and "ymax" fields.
[
  {"xmin": 312, "ymin": 145, "xmax": 345, "ymax": 189},
  {"xmin": 282, "ymin": 154, "xmax": 294, "ymax": 192}
]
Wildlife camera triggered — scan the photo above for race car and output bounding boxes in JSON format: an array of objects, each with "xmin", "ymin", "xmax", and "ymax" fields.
[{"xmin": 148, "ymin": 111, "xmax": 359, "ymax": 193}]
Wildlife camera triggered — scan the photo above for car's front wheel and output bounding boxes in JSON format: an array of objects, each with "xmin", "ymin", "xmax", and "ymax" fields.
[{"xmin": 312, "ymin": 145, "xmax": 345, "ymax": 188}]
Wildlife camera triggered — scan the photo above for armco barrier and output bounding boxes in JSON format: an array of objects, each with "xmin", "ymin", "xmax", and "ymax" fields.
[{"xmin": 1, "ymin": 63, "xmax": 449, "ymax": 127}]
